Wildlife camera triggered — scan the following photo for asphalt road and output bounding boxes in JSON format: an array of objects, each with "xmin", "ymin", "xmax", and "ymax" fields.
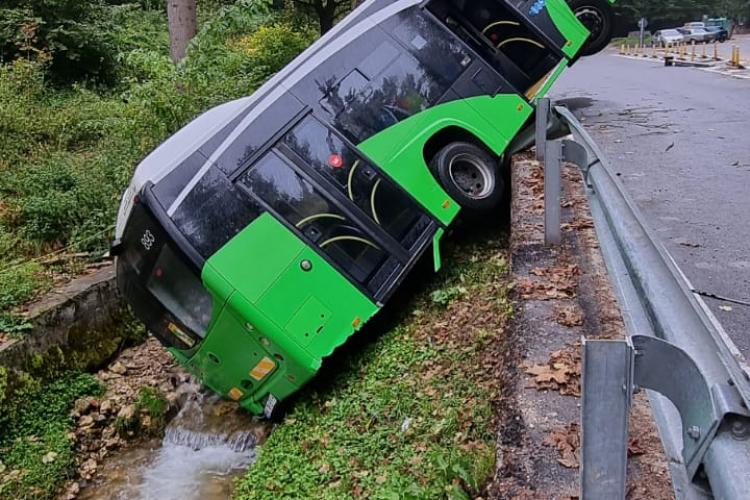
[{"xmin": 551, "ymin": 50, "xmax": 750, "ymax": 358}]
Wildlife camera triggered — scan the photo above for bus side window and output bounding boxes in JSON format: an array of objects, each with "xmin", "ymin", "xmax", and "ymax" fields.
[
  {"xmin": 387, "ymin": 9, "xmax": 471, "ymax": 85},
  {"xmin": 238, "ymin": 152, "xmax": 388, "ymax": 285},
  {"xmin": 284, "ymin": 117, "xmax": 425, "ymax": 247},
  {"xmin": 427, "ymin": 0, "xmax": 556, "ymax": 90}
]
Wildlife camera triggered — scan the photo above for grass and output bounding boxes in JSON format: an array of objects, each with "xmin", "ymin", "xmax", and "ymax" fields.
[
  {"xmin": 234, "ymin": 227, "xmax": 512, "ymax": 499},
  {"xmin": 611, "ymin": 35, "xmax": 653, "ymax": 47},
  {"xmin": 0, "ymin": 2, "xmax": 316, "ymax": 324},
  {"xmin": 0, "ymin": 372, "xmax": 103, "ymax": 499}
]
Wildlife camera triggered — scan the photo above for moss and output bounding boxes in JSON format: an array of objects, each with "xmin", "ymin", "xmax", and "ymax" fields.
[{"xmin": 116, "ymin": 386, "xmax": 169, "ymax": 438}]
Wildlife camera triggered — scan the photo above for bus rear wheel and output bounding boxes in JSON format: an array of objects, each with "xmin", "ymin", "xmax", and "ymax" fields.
[
  {"xmin": 430, "ymin": 142, "xmax": 504, "ymax": 214},
  {"xmin": 569, "ymin": 0, "xmax": 614, "ymax": 56}
]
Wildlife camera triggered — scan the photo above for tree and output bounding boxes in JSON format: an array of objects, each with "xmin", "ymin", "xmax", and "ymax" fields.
[
  {"xmin": 167, "ymin": 0, "xmax": 198, "ymax": 62},
  {"xmin": 291, "ymin": 0, "xmax": 350, "ymax": 34},
  {"xmin": 0, "ymin": 0, "xmax": 117, "ymax": 83}
]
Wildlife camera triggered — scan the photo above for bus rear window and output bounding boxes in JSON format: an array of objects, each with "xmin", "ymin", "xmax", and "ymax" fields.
[{"xmin": 146, "ymin": 245, "xmax": 213, "ymax": 338}]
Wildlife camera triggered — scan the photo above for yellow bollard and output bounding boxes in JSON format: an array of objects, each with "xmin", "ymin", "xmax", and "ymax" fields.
[
  {"xmin": 620, "ymin": 43, "xmax": 625, "ymax": 55},
  {"xmin": 701, "ymin": 43, "xmax": 707, "ymax": 60},
  {"xmin": 714, "ymin": 42, "xmax": 720, "ymax": 61},
  {"xmin": 691, "ymin": 42, "xmax": 696, "ymax": 62},
  {"xmin": 652, "ymin": 44, "xmax": 658, "ymax": 59}
]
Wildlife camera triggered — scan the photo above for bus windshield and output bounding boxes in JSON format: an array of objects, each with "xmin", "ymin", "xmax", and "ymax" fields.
[
  {"xmin": 117, "ymin": 197, "xmax": 212, "ymax": 350},
  {"xmin": 146, "ymin": 245, "xmax": 213, "ymax": 338}
]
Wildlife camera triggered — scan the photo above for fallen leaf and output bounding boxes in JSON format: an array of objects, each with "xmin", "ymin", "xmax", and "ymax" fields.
[
  {"xmin": 719, "ymin": 305, "xmax": 733, "ymax": 312},
  {"xmin": 675, "ymin": 238, "xmax": 701, "ymax": 248},
  {"xmin": 553, "ymin": 305, "xmax": 584, "ymax": 327},
  {"xmin": 543, "ymin": 423, "xmax": 580, "ymax": 469}
]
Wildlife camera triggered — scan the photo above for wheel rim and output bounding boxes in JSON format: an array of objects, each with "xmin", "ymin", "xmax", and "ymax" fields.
[
  {"xmin": 448, "ymin": 153, "xmax": 495, "ymax": 200},
  {"xmin": 574, "ymin": 6, "xmax": 605, "ymax": 41}
]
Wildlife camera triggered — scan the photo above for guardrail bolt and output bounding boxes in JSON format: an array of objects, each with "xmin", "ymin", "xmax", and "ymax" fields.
[
  {"xmin": 688, "ymin": 425, "xmax": 701, "ymax": 440},
  {"xmin": 730, "ymin": 420, "xmax": 750, "ymax": 440}
]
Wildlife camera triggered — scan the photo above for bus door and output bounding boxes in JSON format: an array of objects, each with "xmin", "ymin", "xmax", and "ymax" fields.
[
  {"xmin": 237, "ymin": 118, "xmax": 438, "ymax": 304},
  {"xmin": 426, "ymin": 0, "xmax": 566, "ymax": 94}
]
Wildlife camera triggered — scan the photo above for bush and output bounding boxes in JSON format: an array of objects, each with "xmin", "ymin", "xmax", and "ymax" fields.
[
  {"xmin": 0, "ymin": 261, "xmax": 47, "ymax": 313},
  {"xmin": 0, "ymin": 0, "xmax": 118, "ymax": 84}
]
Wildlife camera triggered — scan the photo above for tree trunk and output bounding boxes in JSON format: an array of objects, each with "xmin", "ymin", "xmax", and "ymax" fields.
[
  {"xmin": 167, "ymin": 0, "xmax": 198, "ymax": 63},
  {"xmin": 317, "ymin": 1, "xmax": 337, "ymax": 35}
]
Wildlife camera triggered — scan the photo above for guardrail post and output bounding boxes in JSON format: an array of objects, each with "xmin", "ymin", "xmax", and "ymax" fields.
[
  {"xmin": 536, "ymin": 98, "xmax": 550, "ymax": 162},
  {"xmin": 581, "ymin": 339, "xmax": 632, "ymax": 500},
  {"xmin": 544, "ymin": 140, "xmax": 561, "ymax": 246}
]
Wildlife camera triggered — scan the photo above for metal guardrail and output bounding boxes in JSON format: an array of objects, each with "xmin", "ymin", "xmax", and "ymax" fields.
[{"xmin": 548, "ymin": 105, "xmax": 750, "ymax": 500}]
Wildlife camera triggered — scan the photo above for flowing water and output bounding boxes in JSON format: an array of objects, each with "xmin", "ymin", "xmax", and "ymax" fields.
[{"xmin": 79, "ymin": 383, "xmax": 272, "ymax": 500}]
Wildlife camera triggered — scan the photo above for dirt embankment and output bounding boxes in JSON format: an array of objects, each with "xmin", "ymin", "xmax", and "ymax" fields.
[{"xmin": 487, "ymin": 153, "xmax": 674, "ymax": 499}]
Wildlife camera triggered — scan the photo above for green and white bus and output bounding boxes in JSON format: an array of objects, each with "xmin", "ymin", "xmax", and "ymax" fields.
[{"xmin": 114, "ymin": 0, "xmax": 615, "ymax": 415}]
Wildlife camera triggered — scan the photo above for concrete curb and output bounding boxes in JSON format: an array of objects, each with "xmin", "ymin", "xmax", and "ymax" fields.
[{"xmin": 488, "ymin": 154, "xmax": 673, "ymax": 498}]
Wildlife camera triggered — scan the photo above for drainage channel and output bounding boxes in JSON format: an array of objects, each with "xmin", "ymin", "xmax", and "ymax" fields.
[{"xmin": 78, "ymin": 382, "xmax": 272, "ymax": 500}]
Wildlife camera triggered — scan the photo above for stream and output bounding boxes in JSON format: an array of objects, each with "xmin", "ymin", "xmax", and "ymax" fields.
[{"xmin": 78, "ymin": 382, "xmax": 272, "ymax": 500}]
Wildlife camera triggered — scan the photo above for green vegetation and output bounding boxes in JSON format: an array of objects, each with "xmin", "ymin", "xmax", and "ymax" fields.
[
  {"xmin": 115, "ymin": 385, "xmax": 169, "ymax": 436},
  {"xmin": 614, "ymin": 0, "xmax": 750, "ymax": 25},
  {"xmin": 0, "ymin": 0, "xmax": 317, "ymax": 325},
  {"xmin": 0, "ymin": 372, "xmax": 103, "ymax": 499},
  {"xmin": 235, "ymin": 230, "xmax": 512, "ymax": 499}
]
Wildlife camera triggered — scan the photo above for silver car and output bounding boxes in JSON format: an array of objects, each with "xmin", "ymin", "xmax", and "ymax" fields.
[
  {"xmin": 679, "ymin": 27, "xmax": 714, "ymax": 43},
  {"xmin": 653, "ymin": 29, "xmax": 685, "ymax": 46}
]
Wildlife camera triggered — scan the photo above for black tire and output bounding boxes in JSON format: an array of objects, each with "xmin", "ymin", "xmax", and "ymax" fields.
[
  {"xmin": 568, "ymin": 0, "xmax": 614, "ymax": 56},
  {"xmin": 429, "ymin": 142, "xmax": 504, "ymax": 214}
]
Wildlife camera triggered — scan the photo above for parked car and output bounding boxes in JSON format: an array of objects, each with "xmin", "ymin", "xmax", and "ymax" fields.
[
  {"xmin": 653, "ymin": 29, "xmax": 685, "ymax": 46},
  {"xmin": 705, "ymin": 26, "xmax": 729, "ymax": 42},
  {"xmin": 678, "ymin": 27, "xmax": 713, "ymax": 43}
]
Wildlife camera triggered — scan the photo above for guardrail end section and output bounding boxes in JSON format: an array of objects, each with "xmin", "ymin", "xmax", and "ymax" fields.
[{"xmin": 581, "ymin": 338, "xmax": 633, "ymax": 500}]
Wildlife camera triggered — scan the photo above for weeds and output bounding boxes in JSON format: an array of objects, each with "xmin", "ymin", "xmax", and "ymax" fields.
[
  {"xmin": 235, "ymin": 231, "xmax": 511, "ymax": 499},
  {"xmin": 0, "ymin": 372, "xmax": 103, "ymax": 499}
]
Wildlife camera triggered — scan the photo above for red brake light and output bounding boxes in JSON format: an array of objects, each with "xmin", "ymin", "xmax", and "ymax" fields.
[{"xmin": 328, "ymin": 154, "xmax": 344, "ymax": 169}]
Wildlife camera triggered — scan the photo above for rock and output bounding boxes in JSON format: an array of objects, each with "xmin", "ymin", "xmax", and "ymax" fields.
[
  {"xmin": 140, "ymin": 414, "xmax": 152, "ymax": 429},
  {"xmin": 109, "ymin": 361, "xmax": 127, "ymax": 375},
  {"xmin": 74, "ymin": 398, "xmax": 94, "ymax": 415},
  {"xmin": 100, "ymin": 400, "xmax": 113, "ymax": 414},
  {"xmin": 212, "ymin": 401, "xmax": 237, "ymax": 417},
  {"xmin": 78, "ymin": 415, "xmax": 95, "ymax": 428},
  {"xmin": 117, "ymin": 404, "xmax": 135, "ymax": 420},
  {"xmin": 62, "ymin": 481, "xmax": 80, "ymax": 500},
  {"xmin": 81, "ymin": 458, "xmax": 97, "ymax": 474}
]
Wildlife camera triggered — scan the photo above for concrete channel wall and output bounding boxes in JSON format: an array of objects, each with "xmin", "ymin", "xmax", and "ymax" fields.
[{"xmin": 0, "ymin": 264, "xmax": 138, "ymax": 377}]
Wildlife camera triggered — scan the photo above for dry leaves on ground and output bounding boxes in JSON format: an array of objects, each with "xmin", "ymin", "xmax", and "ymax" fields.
[
  {"xmin": 543, "ymin": 423, "xmax": 580, "ymax": 469},
  {"xmin": 515, "ymin": 264, "xmax": 579, "ymax": 301},
  {"xmin": 552, "ymin": 304, "xmax": 584, "ymax": 327},
  {"xmin": 562, "ymin": 217, "xmax": 594, "ymax": 232},
  {"xmin": 523, "ymin": 346, "xmax": 581, "ymax": 397}
]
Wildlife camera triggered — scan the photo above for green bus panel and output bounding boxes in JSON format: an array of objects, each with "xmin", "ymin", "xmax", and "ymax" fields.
[
  {"xmin": 358, "ymin": 94, "xmax": 533, "ymax": 226},
  {"xmin": 547, "ymin": 0, "xmax": 590, "ymax": 58},
  {"xmin": 192, "ymin": 213, "xmax": 379, "ymax": 412}
]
